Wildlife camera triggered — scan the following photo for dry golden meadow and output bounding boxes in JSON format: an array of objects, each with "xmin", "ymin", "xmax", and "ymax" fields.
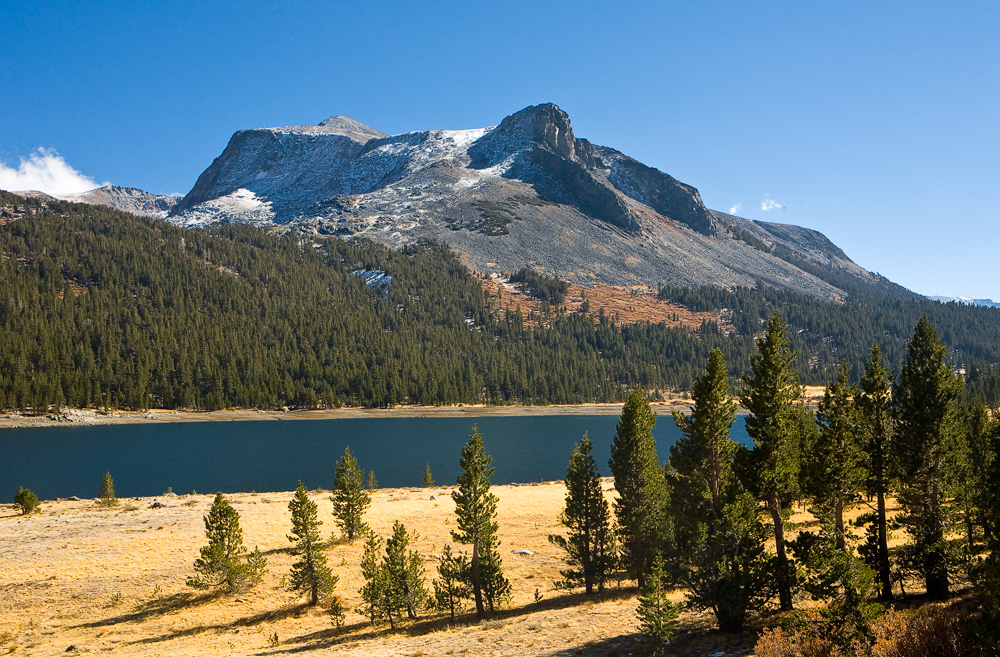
[{"xmin": 1, "ymin": 470, "xmax": 919, "ymax": 656}]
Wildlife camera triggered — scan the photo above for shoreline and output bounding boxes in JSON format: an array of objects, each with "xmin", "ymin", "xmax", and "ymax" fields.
[
  {"xmin": 0, "ymin": 400, "xmax": 698, "ymax": 430},
  {"xmin": 0, "ymin": 384, "xmax": 827, "ymax": 430}
]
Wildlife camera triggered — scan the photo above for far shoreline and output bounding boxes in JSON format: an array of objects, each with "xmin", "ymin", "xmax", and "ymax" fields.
[
  {"xmin": 0, "ymin": 400, "xmax": 697, "ymax": 430},
  {"xmin": 0, "ymin": 385, "xmax": 828, "ymax": 430}
]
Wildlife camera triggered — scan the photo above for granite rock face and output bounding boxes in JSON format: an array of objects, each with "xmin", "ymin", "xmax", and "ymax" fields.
[{"xmin": 166, "ymin": 104, "xmax": 880, "ymax": 299}]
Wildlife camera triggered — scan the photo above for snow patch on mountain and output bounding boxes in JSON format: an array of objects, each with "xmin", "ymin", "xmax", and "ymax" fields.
[{"xmin": 174, "ymin": 188, "xmax": 274, "ymax": 227}]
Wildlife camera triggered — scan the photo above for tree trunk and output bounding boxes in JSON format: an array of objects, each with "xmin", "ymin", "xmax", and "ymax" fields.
[
  {"xmin": 925, "ymin": 479, "xmax": 950, "ymax": 600},
  {"xmin": 471, "ymin": 539, "xmax": 485, "ymax": 616},
  {"xmin": 768, "ymin": 495, "xmax": 793, "ymax": 611},
  {"xmin": 877, "ymin": 489, "xmax": 892, "ymax": 600},
  {"xmin": 835, "ymin": 498, "xmax": 846, "ymax": 552}
]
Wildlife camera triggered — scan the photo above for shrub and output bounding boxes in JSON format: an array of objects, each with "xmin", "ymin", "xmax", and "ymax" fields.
[
  {"xmin": 870, "ymin": 607, "xmax": 988, "ymax": 657},
  {"xmin": 755, "ymin": 625, "xmax": 841, "ymax": 657},
  {"xmin": 14, "ymin": 487, "xmax": 40, "ymax": 515}
]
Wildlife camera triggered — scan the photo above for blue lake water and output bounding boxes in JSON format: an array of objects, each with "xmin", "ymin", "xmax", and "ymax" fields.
[{"xmin": 0, "ymin": 415, "xmax": 751, "ymax": 500}]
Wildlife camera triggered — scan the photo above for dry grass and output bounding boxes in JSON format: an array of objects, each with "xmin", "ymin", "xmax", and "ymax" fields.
[
  {"xmin": 0, "ymin": 477, "xmax": 936, "ymax": 656},
  {"xmin": 0, "ymin": 482, "xmax": 662, "ymax": 656}
]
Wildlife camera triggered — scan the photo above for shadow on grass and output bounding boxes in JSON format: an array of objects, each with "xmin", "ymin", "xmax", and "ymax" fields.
[
  {"xmin": 263, "ymin": 588, "xmax": 639, "ymax": 655},
  {"xmin": 72, "ymin": 590, "xmax": 226, "ymax": 629},
  {"xmin": 128, "ymin": 602, "xmax": 310, "ymax": 645}
]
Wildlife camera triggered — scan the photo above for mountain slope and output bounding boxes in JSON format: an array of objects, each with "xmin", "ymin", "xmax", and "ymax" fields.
[
  {"xmin": 9, "ymin": 185, "xmax": 180, "ymax": 218},
  {"xmin": 169, "ymin": 104, "xmax": 886, "ymax": 300}
]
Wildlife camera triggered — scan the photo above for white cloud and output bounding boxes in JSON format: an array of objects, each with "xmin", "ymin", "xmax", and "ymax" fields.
[
  {"xmin": 760, "ymin": 196, "xmax": 785, "ymax": 212},
  {"xmin": 0, "ymin": 148, "xmax": 105, "ymax": 195},
  {"xmin": 728, "ymin": 203, "xmax": 742, "ymax": 214}
]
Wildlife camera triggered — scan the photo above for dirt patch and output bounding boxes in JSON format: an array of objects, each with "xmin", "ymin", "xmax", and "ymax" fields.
[{"xmin": 480, "ymin": 273, "xmax": 732, "ymax": 332}]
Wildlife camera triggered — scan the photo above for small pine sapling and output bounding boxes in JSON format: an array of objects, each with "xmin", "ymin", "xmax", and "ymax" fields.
[
  {"xmin": 97, "ymin": 471, "xmax": 118, "ymax": 507},
  {"xmin": 287, "ymin": 482, "xmax": 338, "ymax": 605},
  {"xmin": 423, "ymin": 464, "xmax": 435, "ymax": 487},
  {"xmin": 188, "ymin": 492, "xmax": 267, "ymax": 592},
  {"xmin": 331, "ymin": 447, "xmax": 371, "ymax": 541},
  {"xmin": 433, "ymin": 544, "xmax": 471, "ymax": 620},
  {"xmin": 636, "ymin": 554, "xmax": 682, "ymax": 652}
]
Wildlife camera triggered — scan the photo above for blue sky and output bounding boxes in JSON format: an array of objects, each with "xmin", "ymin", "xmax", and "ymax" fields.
[{"xmin": 1, "ymin": 1, "xmax": 998, "ymax": 299}]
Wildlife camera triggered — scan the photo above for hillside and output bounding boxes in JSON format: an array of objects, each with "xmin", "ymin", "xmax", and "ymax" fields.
[
  {"xmin": 1, "ymin": 190, "xmax": 1000, "ymax": 412},
  {"xmin": 168, "ymin": 104, "xmax": 886, "ymax": 300}
]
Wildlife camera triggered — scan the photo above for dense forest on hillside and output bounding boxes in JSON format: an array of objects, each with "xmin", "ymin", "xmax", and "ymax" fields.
[{"xmin": 0, "ymin": 191, "xmax": 999, "ymax": 411}]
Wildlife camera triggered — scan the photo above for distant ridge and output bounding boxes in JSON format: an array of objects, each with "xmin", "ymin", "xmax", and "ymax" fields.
[{"xmin": 928, "ymin": 296, "xmax": 1000, "ymax": 309}]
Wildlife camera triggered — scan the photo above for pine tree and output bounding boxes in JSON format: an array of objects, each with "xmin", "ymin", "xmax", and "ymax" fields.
[
  {"xmin": 740, "ymin": 311, "xmax": 802, "ymax": 610},
  {"xmin": 287, "ymin": 482, "xmax": 337, "ymax": 606},
  {"xmin": 953, "ymin": 400, "xmax": 996, "ymax": 557},
  {"xmin": 891, "ymin": 315, "xmax": 962, "ymax": 599},
  {"xmin": 609, "ymin": 388, "xmax": 670, "ymax": 589},
  {"xmin": 14, "ymin": 486, "xmax": 40, "ymax": 515},
  {"xmin": 384, "ymin": 521, "xmax": 428, "ymax": 620},
  {"xmin": 636, "ymin": 554, "xmax": 682, "ymax": 652},
  {"xmin": 452, "ymin": 425, "xmax": 509, "ymax": 617},
  {"xmin": 433, "ymin": 544, "xmax": 472, "ymax": 620},
  {"xmin": 357, "ymin": 531, "xmax": 389, "ymax": 626},
  {"xmin": 670, "ymin": 349, "xmax": 771, "ymax": 632},
  {"xmin": 671, "ymin": 349, "xmax": 737, "ymax": 546},
  {"xmin": 856, "ymin": 341, "xmax": 894, "ymax": 600},
  {"xmin": 805, "ymin": 361, "xmax": 864, "ymax": 551},
  {"xmin": 549, "ymin": 433, "xmax": 615, "ymax": 594},
  {"xmin": 97, "ymin": 471, "xmax": 118, "ymax": 507},
  {"xmin": 331, "ymin": 447, "xmax": 370, "ymax": 541},
  {"xmin": 423, "ymin": 464, "xmax": 435, "ymax": 487},
  {"xmin": 189, "ymin": 492, "xmax": 267, "ymax": 592}
]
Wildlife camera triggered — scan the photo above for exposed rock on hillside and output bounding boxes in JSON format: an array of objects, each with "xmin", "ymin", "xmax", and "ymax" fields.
[{"xmin": 167, "ymin": 104, "xmax": 885, "ymax": 300}]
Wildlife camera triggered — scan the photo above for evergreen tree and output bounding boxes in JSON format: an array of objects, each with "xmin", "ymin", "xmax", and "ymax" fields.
[
  {"xmin": 952, "ymin": 401, "xmax": 996, "ymax": 558},
  {"xmin": 609, "ymin": 388, "xmax": 670, "ymax": 589},
  {"xmin": 452, "ymin": 425, "xmax": 509, "ymax": 617},
  {"xmin": 855, "ymin": 341, "xmax": 895, "ymax": 600},
  {"xmin": 805, "ymin": 361, "xmax": 864, "ymax": 551},
  {"xmin": 287, "ymin": 482, "xmax": 337, "ymax": 606},
  {"xmin": 671, "ymin": 349, "xmax": 738, "ymax": 546},
  {"xmin": 635, "ymin": 554, "xmax": 682, "ymax": 652},
  {"xmin": 358, "ymin": 531, "xmax": 388, "ymax": 625},
  {"xmin": 384, "ymin": 521, "xmax": 428, "ymax": 620},
  {"xmin": 14, "ymin": 486, "xmax": 40, "ymax": 515},
  {"xmin": 331, "ymin": 447, "xmax": 370, "ymax": 541},
  {"xmin": 423, "ymin": 464, "xmax": 435, "ymax": 487},
  {"xmin": 972, "ymin": 410, "xmax": 1000, "ymax": 641},
  {"xmin": 189, "ymin": 492, "xmax": 266, "ymax": 592},
  {"xmin": 739, "ymin": 311, "xmax": 802, "ymax": 610},
  {"xmin": 433, "ymin": 545, "xmax": 472, "ymax": 620},
  {"xmin": 670, "ymin": 349, "xmax": 771, "ymax": 632},
  {"xmin": 97, "ymin": 471, "xmax": 118, "ymax": 507},
  {"xmin": 549, "ymin": 433, "xmax": 615, "ymax": 594},
  {"xmin": 891, "ymin": 315, "xmax": 962, "ymax": 599}
]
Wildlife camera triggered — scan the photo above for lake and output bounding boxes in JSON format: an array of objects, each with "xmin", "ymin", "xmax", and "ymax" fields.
[{"xmin": 0, "ymin": 415, "xmax": 752, "ymax": 500}]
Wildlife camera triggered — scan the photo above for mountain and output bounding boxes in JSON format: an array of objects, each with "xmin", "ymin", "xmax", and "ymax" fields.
[
  {"xmin": 170, "ymin": 104, "xmax": 890, "ymax": 300},
  {"xmin": 928, "ymin": 296, "xmax": 1000, "ymax": 309},
  {"xmin": 10, "ymin": 185, "xmax": 180, "ymax": 218},
  {"xmin": 63, "ymin": 185, "xmax": 180, "ymax": 218}
]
